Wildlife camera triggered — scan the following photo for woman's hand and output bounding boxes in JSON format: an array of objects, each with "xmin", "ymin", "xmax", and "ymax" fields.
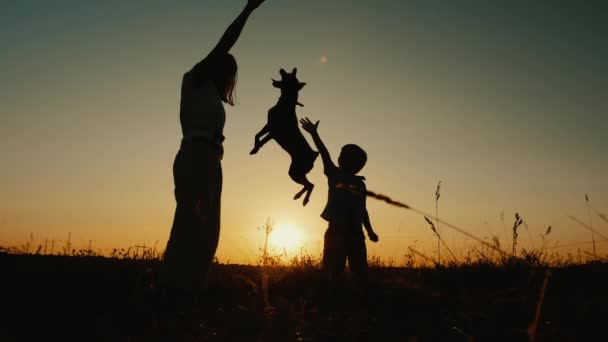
[{"xmin": 246, "ymin": 0, "xmax": 266, "ymax": 11}]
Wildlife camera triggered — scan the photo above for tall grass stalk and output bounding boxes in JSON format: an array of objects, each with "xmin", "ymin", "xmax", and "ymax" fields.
[
  {"xmin": 342, "ymin": 186, "xmax": 510, "ymax": 256},
  {"xmin": 585, "ymin": 194, "xmax": 596, "ymax": 259},
  {"xmin": 23, "ymin": 232, "xmax": 34, "ymax": 254},
  {"xmin": 424, "ymin": 216, "xmax": 457, "ymax": 263},
  {"xmin": 259, "ymin": 218, "xmax": 273, "ymax": 310},
  {"xmin": 524, "ymin": 222, "xmax": 536, "ymax": 250},
  {"xmin": 596, "ymin": 210, "xmax": 608, "ymax": 224},
  {"xmin": 527, "ymin": 270, "xmax": 552, "ymax": 342},
  {"xmin": 435, "ymin": 181, "xmax": 442, "ymax": 264},
  {"xmin": 501, "ymin": 210, "xmax": 508, "ymax": 247},
  {"xmin": 408, "ymin": 246, "xmax": 437, "ymax": 267},
  {"xmin": 63, "ymin": 232, "xmax": 72, "ymax": 256},
  {"xmin": 512, "ymin": 213, "xmax": 523, "ymax": 255},
  {"xmin": 568, "ymin": 216, "xmax": 608, "ymax": 241},
  {"xmin": 540, "ymin": 226, "xmax": 551, "ymax": 257}
]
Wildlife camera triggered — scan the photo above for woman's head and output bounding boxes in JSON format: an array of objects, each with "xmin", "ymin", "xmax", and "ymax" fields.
[{"xmin": 212, "ymin": 53, "xmax": 238, "ymax": 106}]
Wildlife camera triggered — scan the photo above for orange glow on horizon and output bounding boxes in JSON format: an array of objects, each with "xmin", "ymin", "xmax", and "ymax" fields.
[{"xmin": 269, "ymin": 222, "xmax": 306, "ymax": 253}]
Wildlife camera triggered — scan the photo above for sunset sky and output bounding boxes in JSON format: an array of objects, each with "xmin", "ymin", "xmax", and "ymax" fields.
[{"xmin": 1, "ymin": 0, "xmax": 607, "ymax": 263}]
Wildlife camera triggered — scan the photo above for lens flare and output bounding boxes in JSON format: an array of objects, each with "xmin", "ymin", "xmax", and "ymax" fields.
[{"xmin": 269, "ymin": 222, "xmax": 304, "ymax": 252}]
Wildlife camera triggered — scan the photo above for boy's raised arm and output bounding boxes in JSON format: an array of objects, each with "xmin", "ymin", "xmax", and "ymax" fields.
[{"xmin": 300, "ymin": 117, "xmax": 336, "ymax": 172}]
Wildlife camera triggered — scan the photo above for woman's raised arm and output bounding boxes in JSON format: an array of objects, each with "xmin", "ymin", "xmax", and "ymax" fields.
[{"xmin": 208, "ymin": 0, "xmax": 266, "ymax": 59}]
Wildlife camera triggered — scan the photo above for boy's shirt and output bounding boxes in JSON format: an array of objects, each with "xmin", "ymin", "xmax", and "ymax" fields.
[{"xmin": 320, "ymin": 162, "xmax": 367, "ymax": 237}]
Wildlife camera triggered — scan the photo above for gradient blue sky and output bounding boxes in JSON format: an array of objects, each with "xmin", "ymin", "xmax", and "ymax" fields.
[{"xmin": 1, "ymin": 0, "xmax": 607, "ymax": 262}]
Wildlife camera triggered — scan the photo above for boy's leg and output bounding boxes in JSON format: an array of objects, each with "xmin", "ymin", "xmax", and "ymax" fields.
[
  {"xmin": 322, "ymin": 226, "xmax": 347, "ymax": 296},
  {"xmin": 347, "ymin": 236, "xmax": 369, "ymax": 294}
]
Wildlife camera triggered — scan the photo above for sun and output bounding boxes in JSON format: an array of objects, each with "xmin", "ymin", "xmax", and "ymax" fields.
[{"xmin": 269, "ymin": 222, "xmax": 305, "ymax": 252}]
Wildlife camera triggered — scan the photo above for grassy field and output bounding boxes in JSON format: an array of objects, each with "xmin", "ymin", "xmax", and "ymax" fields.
[{"xmin": 2, "ymin": 249, "xmax": 607, "ymax": 342}]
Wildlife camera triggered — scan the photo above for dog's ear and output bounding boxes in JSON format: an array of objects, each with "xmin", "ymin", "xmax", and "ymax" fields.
[
  {"xmin": 279, "ymin": 68, "xmax": 287, "ymax": 77},
  {"xmin": 272, "ymin": 78, "xmax": 282, "ymax": 88},
  {"xmin": 298, "ymin": 82, "xmax": 307, "ymax": 90},
  {"xmin": 292, "ymin": 68, "xmax": 298, "ymax": 75}
]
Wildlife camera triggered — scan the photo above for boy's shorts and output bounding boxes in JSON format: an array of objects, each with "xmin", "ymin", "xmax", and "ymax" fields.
[{"xmin": 322, "ymin": 223, "xmax": 368, "ymax": 275}]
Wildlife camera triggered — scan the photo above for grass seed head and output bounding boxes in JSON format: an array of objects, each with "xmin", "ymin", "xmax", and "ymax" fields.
[
  {"xmin": 424, "ymin": 216, "xmax": 438, "ymax": 235},
  {"xmin": 435, "ymin": 181, "xmax": 442, "ymax": 201}
]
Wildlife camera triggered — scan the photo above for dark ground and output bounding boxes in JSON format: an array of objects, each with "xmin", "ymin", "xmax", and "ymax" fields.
[{"xmin": 2, "ymin": 253, "xmax": 607, "ymax": 342}]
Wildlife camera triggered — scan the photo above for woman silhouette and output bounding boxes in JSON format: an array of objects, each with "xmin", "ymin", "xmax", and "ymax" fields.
[{"xmin": 160, "ymin": 0, "xmax": 266, "ymax": 293}]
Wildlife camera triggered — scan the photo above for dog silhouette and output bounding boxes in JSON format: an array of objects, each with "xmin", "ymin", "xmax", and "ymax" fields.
[{"xmin": 250, "ymin": 68, "xmax": 318, "ymax": 205}]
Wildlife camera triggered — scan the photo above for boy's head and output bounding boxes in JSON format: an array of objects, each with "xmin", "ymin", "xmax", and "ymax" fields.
[{"xmin": 338, "ymin": 144, "xmax": 367, "ymax": 175}]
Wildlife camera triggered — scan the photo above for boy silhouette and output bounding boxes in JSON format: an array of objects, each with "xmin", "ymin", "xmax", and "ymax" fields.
[{"xmin": 300, "ymin": 117, "xmax": 378, "ymax": 292}]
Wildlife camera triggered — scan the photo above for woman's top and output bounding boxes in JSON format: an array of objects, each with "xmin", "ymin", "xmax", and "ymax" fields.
[{"xmin": 179, "ymin": 56, "xmax": 226, "ymax": 156}]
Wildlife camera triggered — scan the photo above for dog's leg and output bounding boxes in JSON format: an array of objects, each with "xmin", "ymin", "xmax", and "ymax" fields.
[
  {"xmin": 289, "ymin": 164, "xmax": 315, "ymax": 205},
  {"xmin": 293, "ymin": 186, "xmax": 308, "ymax": 200},
  {"xmin": 293, "ymin": 183, "xmax": 315, "ymax": 205},
  {"xmin": 250, "ymin": 134, "xmax": 272, "ymax": 155},
  {"xmin": 292, "ymin": 176, "xmax": 314, "ymax": 206},
  {"xmin": 250, "ymin": 124, "xmax": 271, "ymax": 155},
  {"xmin": 303, "ymin": 183, "xmax": 314, "ymax": 206}
]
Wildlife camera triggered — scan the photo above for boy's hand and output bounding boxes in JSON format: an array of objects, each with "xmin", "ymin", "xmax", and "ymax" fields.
[
  {"xmin": 368, "ymin": 231, "xmax": 379, "ymax": 243},
  {"xmin": 300, "ymin": 117, "xmax": 319, "ymax": 134}
]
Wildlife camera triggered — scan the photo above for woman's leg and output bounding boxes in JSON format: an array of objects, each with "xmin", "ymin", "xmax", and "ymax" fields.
[
  {"xmin": 160, "ymin": 149, "xmax": 201, "ymax": 292},
  {"xmin": 160, "ymin": 145, "xmax": 222, "ymax": 296},
  {"xmin": 201, "ymin": 158, "xmax": 222, "ymax": 273}
]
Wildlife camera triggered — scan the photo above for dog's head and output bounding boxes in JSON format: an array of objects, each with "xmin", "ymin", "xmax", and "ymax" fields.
[{"xmin": 272, "ymin": 68, "xmax": 306, "ymax": 105}]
